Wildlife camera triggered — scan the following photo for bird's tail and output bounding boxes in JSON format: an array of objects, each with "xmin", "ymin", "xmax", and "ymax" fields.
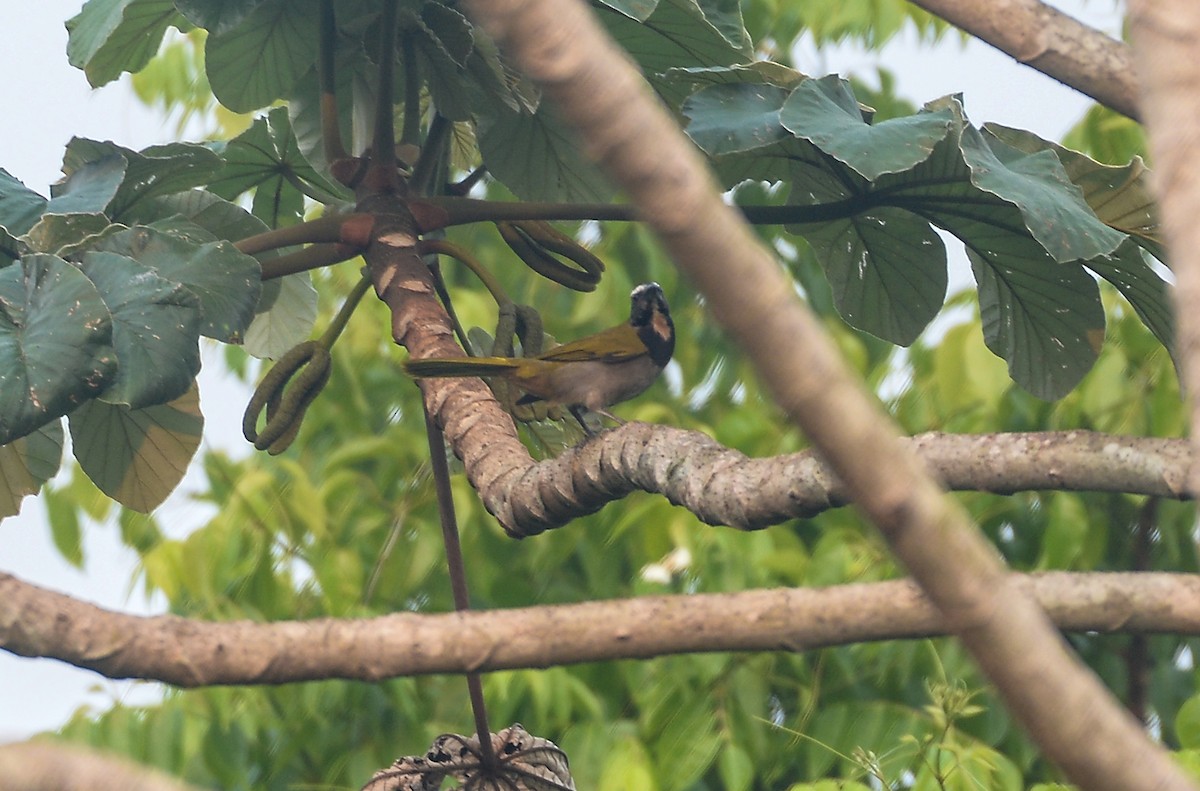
[{"xmin": 403, "ymin": 356, "xmax": 522, "ymax": 378}]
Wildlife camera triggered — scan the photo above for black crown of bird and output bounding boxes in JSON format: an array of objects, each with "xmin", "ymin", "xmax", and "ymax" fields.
[{"xmin": 403, "ymin": 283, "xmax": 675, "ymax": 427}]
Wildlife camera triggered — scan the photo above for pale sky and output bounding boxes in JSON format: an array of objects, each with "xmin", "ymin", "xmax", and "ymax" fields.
[{"xmin": 0, "ymin": 0, "xmax": 1124, "ymax": 742}]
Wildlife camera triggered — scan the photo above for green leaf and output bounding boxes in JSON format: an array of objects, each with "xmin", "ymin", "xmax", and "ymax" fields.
[
  {"xmin": 0, "ymin": 228, "xmax": 24, "ymax": 269},
  {"xmin": 717, "ymin": 742, "xmax": 754, "ymax": 791},
  {"xmin": 1178, "ymin": 696, "xmax": 1200, "ymax": 750},
  {"xmin": 798, "ymin": 206, "xmax": 947, "ymax": 345},
  {"xmin": 0, "ymin": 254, "xmax": 117, "ymax": 445},
  {"xmin": 477, "ymin": 100, "xmax": 614, "ymax": 203},
  {"xmin": 46, "ymin": 155, "xmax": 127, "ymax": 215},
  {"xmin": 598, "ymin": 0, "xmax": 751, "ymax": 105},
  {"xmin": 123, "ymin": 189, "xmax": 269, "ymax": 243},
  {"xmin": 244, "ymin": 273, "xmax": 319, "ymax": 359},
  {"xmin": 66, "ymin": 0, "xmax": 182, "ymax": 88},
  {"xmin": 61, "ymin": 138, "xmax": 224, "ymax": 220},
  {"xmin": 21, "ymin": 214, "xmax": 113, "ymax": 255},
  {"xmin": 94, "ymin": 224, "xmax": 261, "ymax": 342},
  {"xmin": 1084, "ymin": 239, "xmax": 1173, "ymax": 355},
  {"xmin": 682, "ymin": 82, "xmax": 791, "ymax": 156},
  {"xmin": 69, "ymin": 382, "xmax": 203, "ymax": 512},
  {"xmin": 176, "ymin": 0, "xmax": 267, "ymax": 35},
  {"xmin": 208, "ymin": 106, "xmax": 350, "ymax": 216},
  {"xmin": 78, "ymin": 251, "xmax": 202, "ymax": 408},
  {"xmin": 986, "ymin": 123, "xmax": 1161, "ymax": 259},
  {"xmin": 44, "ymin": 473, "xmax": 85, "ymax": 566},
  {"xmin": 205, "ymin": 0, "xmax": 321, "ymax": 113},
  {"xmin": 407, "ymin": 4, "xmax": 477, "ymax": 121},
  {"xmin": 959, "ymin": 120, "xmax": 1125, "ymax": 263},
  {"xmin": 780, "ymin": 75, "xmax": 953, "ymax": 179},
  {"xmin": 0, "ymin": 421, "xmax": 64, "ymax": 519},
  {"xmin": 598, "ymin": 0, "xmax": 660, "ymax": 21},
  {"xmin": 0, "ymin": 169, "xmax": 50, "ymax": 236},
  {"xmin": 968, "ymin": 236, "xmax": 1104, "ymax": 400}
]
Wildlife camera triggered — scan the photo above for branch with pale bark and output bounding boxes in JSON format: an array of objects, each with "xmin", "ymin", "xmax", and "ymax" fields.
[
  {"xmin": 3, "ymin": 570, "xmax": 1199, "ymax": 687},
  {"xmin": 907, "ymin": 0, "xmax": 1139, "ymax": 119},
  {"xmin": 456, "ymin": 1, "xmax": 1195, "ymax": 790},
  {"xmin": 0, "ymin": 742, "xmax": 203, "ymax": 791},
  {"xmin": 1128, "ymin": 2, "xmax": 1200, "ymax": 496}
]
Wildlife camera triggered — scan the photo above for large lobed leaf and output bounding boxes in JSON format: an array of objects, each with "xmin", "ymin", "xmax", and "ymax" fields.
[
  {"xmin": 0, "ymin": 254, "xmax": 118, "ymax": 445},
  {"xmin": 681, "ymin": 71, "xmax": 1170, "ymax": 399}
]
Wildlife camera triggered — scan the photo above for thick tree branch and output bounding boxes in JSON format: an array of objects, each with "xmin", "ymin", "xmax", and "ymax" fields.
[
  {"xmin": 906, "ymin": 0, "xmax": 1140, "ymax": 120},
  {"xmin": 1127, "ymin": 3, "xmax": 1200, "ymax": 496},
  {"xmin": 0, "ymin": 742, "xmax": 203, "ymax": 791},
  {"xmin": 459, "ymin": 1, "xmax": 1193, "ymax": 789},
  {"xmin": 448, "ymin": 421, "xmax": 1192, "ymax": 535},
  {"xmin": 3, "ymin": 571, "xmax": 1198, "ymax": 686}
]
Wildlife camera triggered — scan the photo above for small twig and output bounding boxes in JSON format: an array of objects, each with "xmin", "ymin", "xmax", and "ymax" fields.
[
  {"xmin": 235, "ymin": 215, "xmax": 356, "ymax": 256},
  {"xmin": 423, "ymin": 409, "xmax": 496, "ymax": 770},
  {"xmin": 258, "ymin": 243, "xmax": 361, "ymax": 280}
]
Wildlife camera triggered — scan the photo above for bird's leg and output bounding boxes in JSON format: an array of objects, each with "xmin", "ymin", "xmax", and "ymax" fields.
[{"xmin": 569, "ymin": 405, "xmax": 598, "ymax": 436}]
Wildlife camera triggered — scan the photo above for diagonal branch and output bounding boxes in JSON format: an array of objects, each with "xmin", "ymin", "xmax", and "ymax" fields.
[
  {"xmin": 1127, "ymin": 2, "xmax": 1200, "ymax": 496},
  {"xmin": 906, "ymin": 0, "xmax": 1140, "ymax": 120},
  {"xmin": 458, "ymin": 1, "xmax": 1193, "ymax": 790},
  {"xmin": 3, "ymin": 570, "xmax": 1199, "ymax": 687}
]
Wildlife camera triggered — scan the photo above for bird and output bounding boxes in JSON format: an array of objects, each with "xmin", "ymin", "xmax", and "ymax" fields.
[{"xmin": 404, "ymin": 282, "xmax": 674, "ymax": 430}]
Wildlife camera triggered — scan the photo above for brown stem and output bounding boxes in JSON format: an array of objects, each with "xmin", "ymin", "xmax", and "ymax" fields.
[
  {"xmin": 258, "ymin": 243, "xmax": 361, "ymax": 280},
  {"xmin": 235, "ymin": 215, "xmax": 360, "ymax": 256},
  {"xmin": 363, "ymin": 0, "xmax": 401, "ymax": 195},
  {"xmin": 424, "ymin": 409, "xmax": 496, "ymax": 769},
  {"xmin": 318, "ymin": 0, "xmax": 348, "ymax": 162}
]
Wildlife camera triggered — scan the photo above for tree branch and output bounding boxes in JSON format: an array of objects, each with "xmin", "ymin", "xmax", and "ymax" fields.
[
  {"xmin": 458, "ymin": 1, "xmax": 1193, "ymax": 789},
  {"xmin": 1127, "ymin": 2, "xmax": 1200, "ymax": 497},
  {"xmin": 3, "ymin": 570, "xmax": 1199, "ymax": 686},
  {"xmin": 0, "ymin": 742, "xmax": 203, "ymax": 791},
  {"xmin": 444, "ymin": 419, "xmax": 1192, "ymax": 535},
  {"xmin": 906, "ymin": 0, "xmax": 1140, "ymax": 120}
]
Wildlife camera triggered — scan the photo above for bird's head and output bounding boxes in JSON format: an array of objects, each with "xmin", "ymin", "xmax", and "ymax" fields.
[{"xmin": 629, "ymin": 282, "xmax": 674, "ymax": 365}]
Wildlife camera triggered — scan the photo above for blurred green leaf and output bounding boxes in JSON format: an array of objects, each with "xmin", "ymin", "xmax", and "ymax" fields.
[{"xmin": 66, "ymin": 0, "xmax": 183, "ymax": 88}]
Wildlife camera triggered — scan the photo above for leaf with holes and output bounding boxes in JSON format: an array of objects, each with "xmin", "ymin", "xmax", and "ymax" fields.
[
  {"xmin": 0, "ymin": 254, "xmax": 117, "ymax": 444},
  {"xmin": 94, "ymin": 224, "xmax": 260, "ymax": 342},
  {"xmin": 798, "ymin": 206, "xmax": 947, "ymax": 345},
  {"xmin": 69, "ymin": 382, "xmax": 203, "ymax": 512},
  {"xmin": 967, "ymin": 230, "xmax": 1105, "ymax": 400},
  {"xmin": 61, "ymin": 138, "xmax": 224, "ymax": 220}
]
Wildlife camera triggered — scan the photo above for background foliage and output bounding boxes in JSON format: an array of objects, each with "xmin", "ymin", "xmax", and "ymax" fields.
[{"xmin": 2, "ymin": 1, "xmax": 1196, "ymax": 790}]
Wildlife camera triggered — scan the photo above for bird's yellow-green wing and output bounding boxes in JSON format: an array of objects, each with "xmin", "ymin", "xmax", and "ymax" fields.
[{"xmin": 534, "ymin": 324, "xmax": 647, "ymax": 363}]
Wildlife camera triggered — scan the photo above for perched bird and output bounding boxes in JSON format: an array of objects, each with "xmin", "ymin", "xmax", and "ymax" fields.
[{"xmin": 405, "ymin": 282, "xmax": 674, "ymax": 429}]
